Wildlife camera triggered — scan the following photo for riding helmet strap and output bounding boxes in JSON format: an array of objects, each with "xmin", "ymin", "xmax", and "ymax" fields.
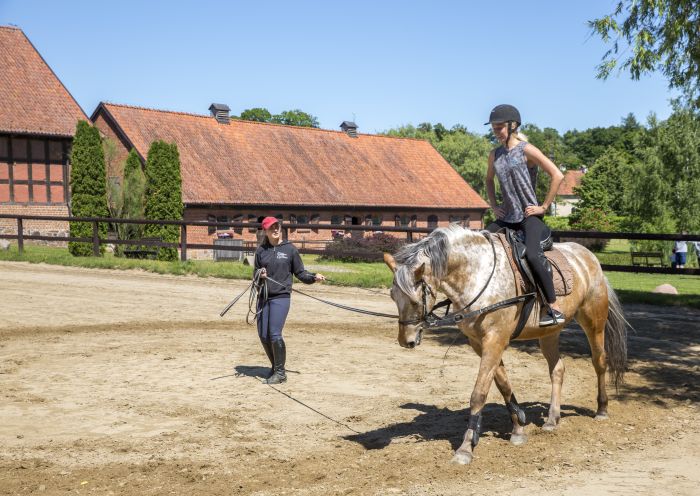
[
  {"xmin": 506, "ymin": 393, "xmax": 527, "ymax": 425},
  {"xmin": 468, "ymin": 410, "xmax": 483, "ymax": 448}
]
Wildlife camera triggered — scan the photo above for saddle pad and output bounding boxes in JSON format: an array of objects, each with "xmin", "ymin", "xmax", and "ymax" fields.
[{"xmin": 494, "ymin": 233, "xmax": 573, "ymax": 297}]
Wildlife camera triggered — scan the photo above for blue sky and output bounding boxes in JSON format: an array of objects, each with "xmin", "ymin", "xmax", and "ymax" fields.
[{"xmin": 1, "ymin": 0, "xmax": 676, "ymax": 135}]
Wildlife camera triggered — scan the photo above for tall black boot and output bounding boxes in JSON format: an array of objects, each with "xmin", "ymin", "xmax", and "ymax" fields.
[
  {"xmin": 264, "ymin": 339, "xmax": 287, "ymax": 384},
  {"xmin": 259, "ymin": 338, "xmax": 274, "ymax": 378}
]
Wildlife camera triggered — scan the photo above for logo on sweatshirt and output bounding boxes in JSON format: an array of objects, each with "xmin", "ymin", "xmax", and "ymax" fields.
[{"xmin": 276, "ymin": 252, "xmax": 288, "ymax": 260}]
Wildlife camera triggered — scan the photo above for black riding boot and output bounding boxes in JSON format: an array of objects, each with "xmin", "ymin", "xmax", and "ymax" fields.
[
  {"xmin": 259, "ymin": 338, "xmax": 274, "ymax": 378},
  {"xmin": 264, "ymin": 339, "xmax": 287, "ymax": 384}
]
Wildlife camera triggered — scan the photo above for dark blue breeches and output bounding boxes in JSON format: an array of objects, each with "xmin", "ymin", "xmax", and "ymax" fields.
[{"xmin": 257, "ymin": 296, "xmax": 291, "ymax": 343}]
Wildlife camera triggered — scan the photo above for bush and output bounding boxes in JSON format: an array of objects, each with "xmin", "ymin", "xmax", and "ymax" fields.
[
  {"xmin": 563, "ymin": 208, "xmax": 624, "ymax": 251},
  {"xmin": 320, "ymin": 232, "xmax": 405, "ymax": 262},
  {"xmin": 544, "ymin": 216, "xmax": 569, "ymax": 231}
]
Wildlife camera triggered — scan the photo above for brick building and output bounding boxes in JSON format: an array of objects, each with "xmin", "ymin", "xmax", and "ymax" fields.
[
  {"xmin": 92, "ymin": 102, "xmax": 488, "ymax": 258},
  {"xmin": 0, "ymin": 26, "xmax": 87, "ymax": 238},
  {"xmin": 553, "ymin": 169, "xmax": 585, "ymax": 217}
]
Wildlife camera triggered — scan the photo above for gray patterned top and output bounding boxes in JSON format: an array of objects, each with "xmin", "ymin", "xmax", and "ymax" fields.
[{"xmin": 493, "ymin": 141, "xmax": 538, "ymax": 223}]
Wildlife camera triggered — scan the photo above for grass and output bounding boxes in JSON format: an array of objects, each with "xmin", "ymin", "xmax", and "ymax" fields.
[{"xmin": 2, "ymin": 244, "xmax": 699, "ymax": 308}]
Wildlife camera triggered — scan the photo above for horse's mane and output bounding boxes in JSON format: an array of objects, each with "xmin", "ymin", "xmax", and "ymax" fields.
[{"xmin": 393, "ymin": 224, "xmax": 478, "ymax": 299}]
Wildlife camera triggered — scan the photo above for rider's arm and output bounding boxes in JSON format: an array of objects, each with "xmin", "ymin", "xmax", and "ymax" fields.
[{"xmin": 524, "ymin": 144, "xmax": 563, "ymax": 212}]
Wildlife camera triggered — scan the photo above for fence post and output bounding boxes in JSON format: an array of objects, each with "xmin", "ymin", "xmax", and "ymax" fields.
[
  {"xmin": 17, "ymin": 218, "xmax": 24, "ymax": 255},
  {"xmin": 92, "ymin": 221, "xmax": 100, "ymax": 256},
  {"xmin": 180, "ymin": 225, "xmax": 187, "ymax": 262}
]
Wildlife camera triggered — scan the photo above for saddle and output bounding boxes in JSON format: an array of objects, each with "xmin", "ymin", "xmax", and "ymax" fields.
[{"xmin": 495, "ymin": 228, "xmax": 574, "ymax": 299}]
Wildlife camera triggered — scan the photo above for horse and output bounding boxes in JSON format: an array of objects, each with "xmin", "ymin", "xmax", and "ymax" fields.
[{"xmin": 383, "ymin": 225, "xmax": 628, "ymax": 465}]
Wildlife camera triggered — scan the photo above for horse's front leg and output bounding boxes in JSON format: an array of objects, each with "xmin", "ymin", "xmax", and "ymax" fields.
[
  {"xmin": 468, "ymin": 339, "xmax": 527, "ymax": 445},
  {"xmin": 453, "ymin": 334, "xmax": 507, "ymax": 465}
]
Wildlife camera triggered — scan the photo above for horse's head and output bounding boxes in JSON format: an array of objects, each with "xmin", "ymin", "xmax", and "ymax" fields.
[{"xmin": 385, "ymin": 252, "xmax": 439, "ymax": 348}]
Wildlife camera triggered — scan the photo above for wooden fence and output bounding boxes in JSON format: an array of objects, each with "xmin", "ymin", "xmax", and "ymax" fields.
[{"xmin": 1, "ymin": 213, "xmax": 699, "ymax": 275}]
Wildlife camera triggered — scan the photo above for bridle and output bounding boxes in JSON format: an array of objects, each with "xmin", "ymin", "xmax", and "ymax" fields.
[{"xmin": 397, "ymin": 231, "xmax": 536, "ymax": 339}]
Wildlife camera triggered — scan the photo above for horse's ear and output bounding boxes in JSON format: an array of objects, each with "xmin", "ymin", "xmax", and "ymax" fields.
[
  {"xmin": 383, "ymin": 253, "xmax": 397, "ymax": 273},
  {"xmin": 414, "ymin": 262, "xmax": 425, "ymax": 283}
]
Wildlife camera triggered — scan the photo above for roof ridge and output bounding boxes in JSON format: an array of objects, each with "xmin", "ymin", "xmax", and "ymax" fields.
[
  {"xmin": 0, "ymin": 25, "xmax": 22, "ymax": 31},
  {"xmin": 102, "ymin": 102, "xmax": 431, "ymax": 143}
]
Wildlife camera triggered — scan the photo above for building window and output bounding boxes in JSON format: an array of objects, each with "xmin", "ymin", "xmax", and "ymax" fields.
[
  {"xmin": 427, "ymin": 215, "xmax": 438, "ymax": 228},
  {"xmin": 310, "ymin": 214, "xmax": 320, "ymax": 234},
  {"xmin": 0, "ymin": 135, "xmax": 68, "ymax": 205},
  {"xmin": 216, "ymin": 215, "xmax": 229, "ymax": 231},
  {"xmin": 207, "ymin": 215, "xmax": 216, "ymax": 235},
  {"xmin": 232, "ymin": 214, "xmax": 243, "ymax": 234},
  {"xmin": 247, "ymin": 214, "xmax": 257, "ymax": 232},
  {"xmin": 410, "ymin": 215, "xmax": 417, "ymax": 227}
]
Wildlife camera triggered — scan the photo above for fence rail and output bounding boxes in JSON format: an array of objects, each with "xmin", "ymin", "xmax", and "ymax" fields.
[{"xmin": 1, "ymin": 213, "xmax": 699, "ymax": 274}]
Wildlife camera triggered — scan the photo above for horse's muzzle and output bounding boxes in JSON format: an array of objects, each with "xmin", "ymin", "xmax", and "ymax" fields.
[{"xmin": 401, "ymin": 326, "xmax": 423, "ymax": 349}]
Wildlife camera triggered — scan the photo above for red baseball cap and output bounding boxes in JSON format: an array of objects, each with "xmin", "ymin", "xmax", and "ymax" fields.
[{"xmin": 261, "ymin": 216, "xmax": 280, "ymax": 230}]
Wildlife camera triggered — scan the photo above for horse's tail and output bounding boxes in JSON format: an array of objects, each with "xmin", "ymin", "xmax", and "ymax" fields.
[{"xmin": 604, "ymin": 277, "xmax": 630, "ymax": 390}]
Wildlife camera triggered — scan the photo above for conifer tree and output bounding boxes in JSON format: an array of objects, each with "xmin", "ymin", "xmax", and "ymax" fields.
[
  {"xmin": 143, "ymin": 141, "xmax": 183, "ymax": 261},
  {"xmin": 69, "ymin": 120, "xmax": 109, "ymax": 256}
]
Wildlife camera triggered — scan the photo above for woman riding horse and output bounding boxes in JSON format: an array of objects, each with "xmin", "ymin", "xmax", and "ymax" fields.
[
  {"xmin": 485, "ymin": 104, "xmax": 565, "ymax": 326},
  {"xmin": 384, "ymin": 224, "xmax": 628, "ymax": 465}
]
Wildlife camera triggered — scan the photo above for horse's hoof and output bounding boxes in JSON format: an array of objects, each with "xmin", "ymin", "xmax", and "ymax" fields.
[
  {"xmin": 542, "ymin": 421, "xmax": 558, "ymax": 432},
  {"xmin": 510, "ymin": 433, "xmax": 528, "ymax": 446},
  {"xmin": 594, "ymin": 413, "xmax": 609, "ymax": 421},
  {"xmin": 450, "ymin": 450, "xmax": 473, "ymax": 465}
]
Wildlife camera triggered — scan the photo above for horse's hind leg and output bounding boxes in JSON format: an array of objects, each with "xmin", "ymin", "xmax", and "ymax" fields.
[
  {"xmin": 539, "ymin": 333, "xmax": 565, "ymax": 431},
  {"xmin": 576, "ymin": 294, "xmax": 610, "ymax": 420},
  {"xmin": 469, "ymin": 339, "xmax": 527, "ymax": 445}
]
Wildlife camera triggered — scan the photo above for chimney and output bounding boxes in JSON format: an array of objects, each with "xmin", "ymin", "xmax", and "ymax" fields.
[
  {"xmin": 209, "ymin": 103, "xmax": 231, "ymax": 124},
  {"xmin": 340, "ymin": 121, "xmax": 358, "ymax": 138}
]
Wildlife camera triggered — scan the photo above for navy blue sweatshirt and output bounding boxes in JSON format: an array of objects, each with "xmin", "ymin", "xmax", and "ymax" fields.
[{"xmin": 254, "ymin": 240, "xmax": 316, "ymax": 299}]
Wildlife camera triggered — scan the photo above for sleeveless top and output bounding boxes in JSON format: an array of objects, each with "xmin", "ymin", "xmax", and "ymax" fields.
[{"xmin": 493, "ymin": 141, "xmax": 538, "ymax": 223}]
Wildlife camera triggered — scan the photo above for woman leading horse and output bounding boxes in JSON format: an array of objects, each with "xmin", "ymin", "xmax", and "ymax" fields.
[{"xmin": 384, "ymin": 225, "xmax": 628, "ymax": 464}]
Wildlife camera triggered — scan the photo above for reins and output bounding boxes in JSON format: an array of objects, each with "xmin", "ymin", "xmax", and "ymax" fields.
[{"xmin": 220, "ymin": 231, "xmax": 536, "ymax": 337}]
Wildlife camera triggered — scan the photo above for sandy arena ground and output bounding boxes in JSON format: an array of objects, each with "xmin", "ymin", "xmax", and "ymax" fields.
[{"xmin": 1, "ymin": 261, "xmax": 699, "ymax": 495}]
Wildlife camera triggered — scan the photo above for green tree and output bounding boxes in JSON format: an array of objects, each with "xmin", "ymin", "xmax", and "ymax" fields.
[
  {"xmin": 654, "ymin": 107, "xmax": 700, "ymax": 231},
  {"xmin": 573, "ymin": 147, "xmax": 633, "ymax": 216},
  {"xmin": 434, "ymin": 131, "xmax": 492, "ymax": 198},
  {"xmin": 590, "ymin": 0, "xmax": 700, "ymax": 107},
  {"xmin": 238, "ymin": 107, "xmax": 273, "ymax": 122},
  {"xmin": 272, "ymin": 109, "xmax": 319, "ymax": 128},
  {"xmin": 107, "ymin": 149, "xmax": 147, "ymax": 256},
  {"xmin": 143, "ymin": 141, "xmax": 183, "ymax": 261},
  {"xmin": 69, "ymin": 120, "xmax": 109, "ymax": 256}
]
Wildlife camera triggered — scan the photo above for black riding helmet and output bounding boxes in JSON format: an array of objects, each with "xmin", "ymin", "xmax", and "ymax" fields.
[{"xmin": 485, "ymin": 104, "xmax": 521, "ymax": 125}]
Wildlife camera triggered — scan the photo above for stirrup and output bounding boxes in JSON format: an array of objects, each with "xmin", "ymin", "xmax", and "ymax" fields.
[{"xmin": 539, "ymin": 308, "xmax": 565, "ymax": 327}]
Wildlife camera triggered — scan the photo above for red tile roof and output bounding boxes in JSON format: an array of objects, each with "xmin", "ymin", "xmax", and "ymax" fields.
[
  {"xmin": 94, "ymin": 102, "xmax": 489, "ymax": 210},
  {"xmin": 0, "ymin": 26, "xmax": 87, "ymax": 137},
  {"xmin": 558, "ymin": 170, "xmax": 584, "ymax": 196}
]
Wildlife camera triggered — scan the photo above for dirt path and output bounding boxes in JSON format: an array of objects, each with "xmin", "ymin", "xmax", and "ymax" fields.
[{"xmin": 1, "ymin": 261, "xmax": 698, "ymax": 495}]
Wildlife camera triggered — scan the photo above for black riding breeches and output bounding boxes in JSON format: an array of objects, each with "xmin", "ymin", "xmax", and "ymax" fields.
[{"xmin": 486, "ymin": 216, "xmax": 556, "ymax": 304}]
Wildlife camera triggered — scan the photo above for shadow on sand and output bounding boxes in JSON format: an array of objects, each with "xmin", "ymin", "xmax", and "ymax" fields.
[{"xmin": 344, "ymin": 401, "xmax": 595, "ymax": 451}]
